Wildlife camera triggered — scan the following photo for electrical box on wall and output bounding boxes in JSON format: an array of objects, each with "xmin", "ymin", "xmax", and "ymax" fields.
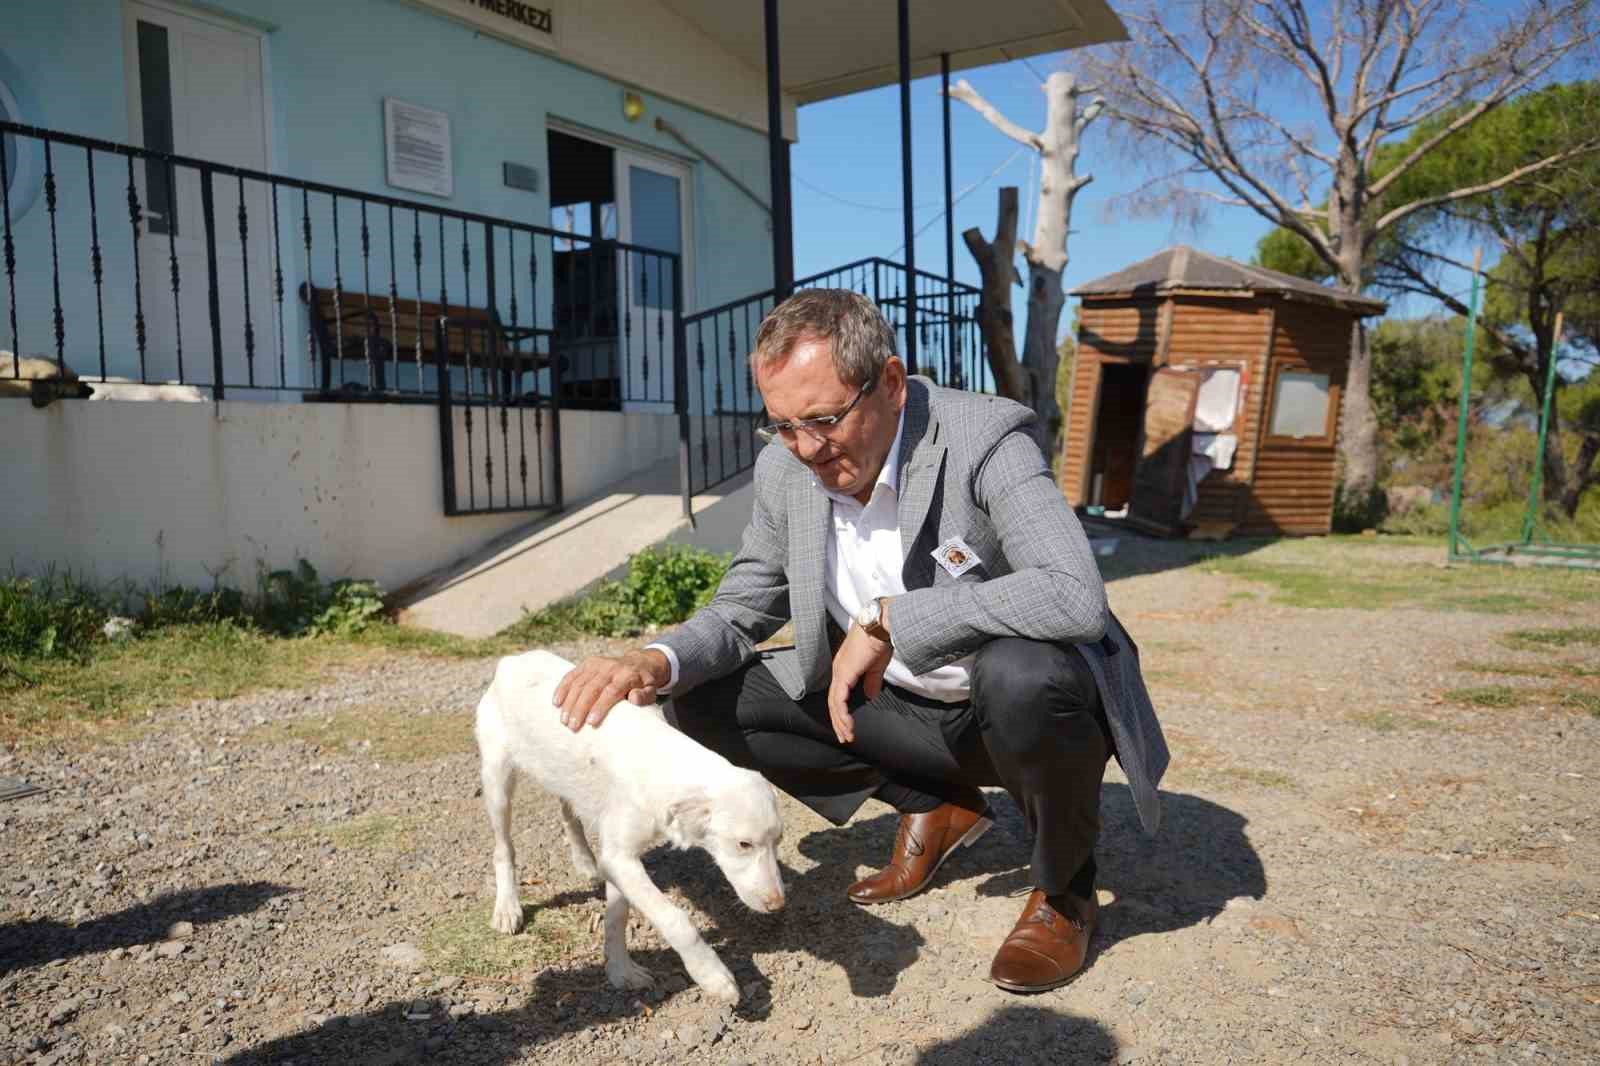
[{"xmin": 503, "ymin": 162, "xmax": 540, "ymax": 193}]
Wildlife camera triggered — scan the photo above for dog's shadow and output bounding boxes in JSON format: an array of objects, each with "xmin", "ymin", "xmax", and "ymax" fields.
[{"xmin": 635, "ymin": 813, "xmax": 931, "ymax": 1000}]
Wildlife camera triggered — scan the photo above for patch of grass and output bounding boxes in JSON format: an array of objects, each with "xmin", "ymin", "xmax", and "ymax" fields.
[
  {"xmin": 1218, "ymin": 767, "xmax": 1296, "ymax": 790},
  {"xmin": 247, "ymin": 704, "xmax": 475, "ymax": 764},
  {"xmin": 1440, "ymin": 593, "xmax": 1539, "ymax": 614},
  {"xmin": 325, "ymin": 814, "xmax": 418, "ymax": 851},
  {"xmin": 1349, "ymin": 710, "xmax": 1448, "ymax": 733},
  {"xmin": 422, "ymin": 901, "xmax": 591, "ymax": 978},
  {"xmin": 1556, "ymin": 690, "xmax": 1600, "ymax": 717},
  {"xmin": 1454, "ymin": 660, "xmax": 1558, "ymax": 678},
  {"xmin": 1204, "ymin": 551, "xmax": 1599, "ymax": 614},
  {"xmin": 1445, "ymin": 685, "xmax": 1523, "ymax": 708},
  {"xmin": 506, "ymin": 545, "xmax": 730, "ymax": 640},
  {"xmin": 1501, "ymin": 626, "xmax": 1600, "ymax": 649},
  {"xmin": 0, "ymin": 623, "xmax": 388, "ymax": 742},
  {"xmin": 1457, "ymin": 659, "xmax": 1600, "ymax": 681}
]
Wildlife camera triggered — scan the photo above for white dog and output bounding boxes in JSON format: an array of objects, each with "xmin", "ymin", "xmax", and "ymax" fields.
[{"xmin": 474, "ymin": 650, "xmax": 785, "ymax": 1003}]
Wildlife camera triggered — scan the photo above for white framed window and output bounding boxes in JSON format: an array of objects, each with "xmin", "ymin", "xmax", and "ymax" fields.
[{"xmin": 1268, "ymin": 368, "xmax": 1333, "ymax": 440}]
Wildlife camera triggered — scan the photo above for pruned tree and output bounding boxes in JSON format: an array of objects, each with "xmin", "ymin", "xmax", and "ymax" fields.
[
  {"xmin": 1260, "ymin": 83, "xmax": 1600, "ymax": 518},
  {"xmin": 1084, "ymin": 0, "xmax": 1600, "ymax": 511},
  {"xmin": 949, "ymin": 71, "xmax": 1102, "ymax": 456}
]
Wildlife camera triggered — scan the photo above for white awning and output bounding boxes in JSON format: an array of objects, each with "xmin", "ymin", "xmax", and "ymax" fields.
[{"xmin": 662, "ymin": 0, "xmax": 1127, "ymax": 106}]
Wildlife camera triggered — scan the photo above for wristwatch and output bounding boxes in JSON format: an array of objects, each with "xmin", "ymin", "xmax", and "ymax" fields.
[{"xmin": 854, "ymin": 597, "xmax": 892, "ymax": 644}]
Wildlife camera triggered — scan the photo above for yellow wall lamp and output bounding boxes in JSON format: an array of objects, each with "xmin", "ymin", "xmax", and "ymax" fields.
[{"xmin": 622, "ymin": 90, "xmax": 645, "ymax": 122}]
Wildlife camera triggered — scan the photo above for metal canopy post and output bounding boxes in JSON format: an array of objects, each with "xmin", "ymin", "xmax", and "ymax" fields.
[
  {"xmin": 942, "ymin": 51, "xmax": 954, "ymax": 386},
  {"xmin": 898, "ymin": 0, "xmax": 917, "ymax": 374},
  {"xmin": 765, "ymin": 0, "xmax": 794, "ymax": 300}
]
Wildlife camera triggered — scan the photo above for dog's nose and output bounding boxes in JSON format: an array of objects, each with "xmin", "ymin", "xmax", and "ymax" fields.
[{"xmin": 762, "ymin": 891, "xmax": 785, "ymax": 912}]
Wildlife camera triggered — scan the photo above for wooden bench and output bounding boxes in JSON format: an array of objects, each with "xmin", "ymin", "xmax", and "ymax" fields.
[{"xmin": 300, "ymin": 283, "xmax": 557, "ymax": 396}]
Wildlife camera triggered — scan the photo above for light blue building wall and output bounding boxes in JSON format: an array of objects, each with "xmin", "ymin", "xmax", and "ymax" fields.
[{"xmin": 0, "ymin": 0, "xmax": 774, "ymax": 390}]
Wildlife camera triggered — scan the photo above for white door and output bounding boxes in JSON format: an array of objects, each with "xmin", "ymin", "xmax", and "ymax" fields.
[
  {"xmin": 124, "ymin": 1, "xmax": 272, "ymax": 390},
  {"xmin": 615, "ymin": 151, "xmax": 691, "ymax": 411}
]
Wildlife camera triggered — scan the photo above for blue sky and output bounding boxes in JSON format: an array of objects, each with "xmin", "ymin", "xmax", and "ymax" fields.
[{"xmin": 790, "ymin": 55, "xmax": 1276, "ymax": 311}]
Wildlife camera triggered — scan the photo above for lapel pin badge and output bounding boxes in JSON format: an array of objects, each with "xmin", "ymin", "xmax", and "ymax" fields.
[{"xmin": 932, "ymin": 536, "xmax": 981, "ymax": 578}]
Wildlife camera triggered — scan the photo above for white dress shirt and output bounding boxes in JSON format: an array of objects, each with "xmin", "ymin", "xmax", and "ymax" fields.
[{"xmin": 652, "ymin": 407, "xmax": 972, "ymax": 702}]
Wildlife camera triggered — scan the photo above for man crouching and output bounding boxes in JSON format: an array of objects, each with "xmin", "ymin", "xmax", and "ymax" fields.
[{"xmin": 549, "ymin": 289, "xmax": 1168, "ymax": 993}]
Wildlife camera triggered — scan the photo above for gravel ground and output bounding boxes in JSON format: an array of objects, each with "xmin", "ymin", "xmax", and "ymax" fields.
[{"xmin": 3, "ymin": 538, "xmax": 1598, "ymax": 1065}]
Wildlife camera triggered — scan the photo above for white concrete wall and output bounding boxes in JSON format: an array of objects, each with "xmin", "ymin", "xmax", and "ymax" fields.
[{"xmin": 1, "ymin": 399, "xmax": 678, "ymax": 596}]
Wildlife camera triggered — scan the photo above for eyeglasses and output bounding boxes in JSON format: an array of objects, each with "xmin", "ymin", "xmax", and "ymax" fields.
[{"xmin": 755, "ymin": 376, "xmax": 877, "ymax": 444}]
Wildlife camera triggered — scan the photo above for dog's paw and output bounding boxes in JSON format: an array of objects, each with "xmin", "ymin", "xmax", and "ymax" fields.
[
  {"xmin": 606, "ymin": 958, "xmax": 656, "ymax": 991},
  {"xmin": 490, "ymin": 897, "xmax": 525, "ymax": 935},
  {"xmin": 693, "ymin": 965, "xmax": 740, "ymax": 1005}
]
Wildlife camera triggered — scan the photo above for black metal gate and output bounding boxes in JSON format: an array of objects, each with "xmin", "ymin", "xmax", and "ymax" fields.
[{"xmin": 436, "ymin": 313, "xmax": 563, "ymax": 517}]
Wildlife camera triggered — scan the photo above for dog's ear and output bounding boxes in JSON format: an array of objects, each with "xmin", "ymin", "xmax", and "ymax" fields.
[{"xmin": 663, "ymin": 791, "xmax": 712, "ymax": 847}]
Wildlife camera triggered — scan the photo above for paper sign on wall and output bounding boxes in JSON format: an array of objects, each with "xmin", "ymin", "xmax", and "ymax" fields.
[{"xmin": 384, "ymin": 98, "xmax": 453, "ymax": 199}]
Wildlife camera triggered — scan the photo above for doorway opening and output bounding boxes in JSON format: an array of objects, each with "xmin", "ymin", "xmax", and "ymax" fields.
[
  {"xmin": 547, "ymin": 127, "xmax": 690, "ymax": 412},
  {"xmin": 1089, "ymin": 363, "xmax": 1147, "ymax": 511}
]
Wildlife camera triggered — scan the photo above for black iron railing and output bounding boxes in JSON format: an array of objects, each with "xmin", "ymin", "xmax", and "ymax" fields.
[
  {"xmin": 3, "ymin": 121, "xmax": 988, "ymax": 518},
  {"xmin": 0, "ymin": 120, "xmax": 680, "ymax": 412},
  {"xmin": 681, "ymin": 257, "xmax": 986, "ymax": 496}
]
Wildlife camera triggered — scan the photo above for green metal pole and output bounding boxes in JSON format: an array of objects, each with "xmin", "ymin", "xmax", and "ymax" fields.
[
  {"xmin": 1520, "ymin": 311, "xmax": 1563, "ymax": 545},
  {"xmin": 1446, "ymin": 252, "xmax": 1484, "ymax": 562}
]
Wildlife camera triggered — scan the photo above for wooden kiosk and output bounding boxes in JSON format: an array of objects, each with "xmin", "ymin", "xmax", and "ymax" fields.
[{"xmin": 1062, "ymin": 246, "xmax": 1386, "ymax": 537}]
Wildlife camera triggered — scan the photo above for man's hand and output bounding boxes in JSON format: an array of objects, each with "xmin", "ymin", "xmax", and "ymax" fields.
[
  {"xmin": 827, "ymin": 623, "xmax": 893, "ymax": 745},
  {"xmin": 552, "ymin": 649, "xmax": 671, "ymax": 731}
]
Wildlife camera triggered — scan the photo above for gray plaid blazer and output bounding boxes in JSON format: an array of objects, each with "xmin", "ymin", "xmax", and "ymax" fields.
[{"xmin": 660, "ymin": 378, "xmax": 1168, "ymax": 834}]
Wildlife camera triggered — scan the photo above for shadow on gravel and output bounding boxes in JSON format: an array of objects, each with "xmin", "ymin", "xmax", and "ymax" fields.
[
  {"xmin": 971, "ymin": 783, "xmax": 1267, "ymax": 949},
  {"xmin": 217, "ymin": 949, "xmax": 775, "ymax": 1066},
  {"xmin": 915, "ymin": 1005, "xmax": 1117, "ymax": 1064},
  {"xmin": 0, "ymin": 881, "xmax": 291, "ymax": 977},
  {"xmin": 1083, "ymin": 523, "xmax": 1279, "ymax": 587},
  {"xmin": 637, "ymin": 825, "xmax": 927, "ymax": 999}
]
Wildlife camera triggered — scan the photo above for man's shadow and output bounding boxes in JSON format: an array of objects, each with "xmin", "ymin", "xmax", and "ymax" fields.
[
  {"xmin": 0, "ymin": 881, "xmax": 291, "ymax": 978},
  {"xmin": 916, "ymin": 1005, "xmax": 1118, "ymax": 1064},
  {"xmin": 968, "ymin": 782, "xmax": 1268, "ymax": 948}
]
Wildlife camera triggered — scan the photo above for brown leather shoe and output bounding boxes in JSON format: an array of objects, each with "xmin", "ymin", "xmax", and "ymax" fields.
[
  {"xmin": 988, "ymin": 889, "xmax": 1098, "ymax": 992},
  {"xmin": 846, "ymin": 801, "xmax": 993, "ymax": 904}
]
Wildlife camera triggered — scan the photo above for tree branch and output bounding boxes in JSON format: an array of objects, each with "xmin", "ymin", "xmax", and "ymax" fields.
[
  {"xmin": 946, "ymin": 80, "xmax": 1043, "ymax": 151},
  {"xmin": 1375, "ymin": 142, "xmax": 1600, "ymax": 232}
]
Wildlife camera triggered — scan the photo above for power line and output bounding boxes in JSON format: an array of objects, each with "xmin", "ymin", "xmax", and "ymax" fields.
[
  {"xmin": 887, "ymin": 145, "xmax": 1029, "ymax": 260},
  {"xmin": 792, "ymin": 173, "xmax": 941, "ymax": 213}
]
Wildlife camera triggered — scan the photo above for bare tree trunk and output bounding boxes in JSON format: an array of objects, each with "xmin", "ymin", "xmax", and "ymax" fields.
[
  {"xmin": 1339, "ymin": 320, "xmax": 1380, "ymax": 507},
  {"xmin": 1021, "ymin": 263, "xmax": 1065, "ymax": 439},
  {"xmin": 962, "ymin": 188, "xmax": 1026, "ymax": 403},
  {"xmin": 1334, "ymin": 219, "xmax": 1380, "ymax": 515},
  {"xmin": 950, "ymin": 72, "xmax": 1099, "ymax": 453},
  {"xmin": 1563, "ymin": 436, "xmax": 1600, "ymax": 519}
]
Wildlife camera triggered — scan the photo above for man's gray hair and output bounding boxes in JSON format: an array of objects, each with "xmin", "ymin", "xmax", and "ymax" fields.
[{"xmin": 749, "ymin": 289, "xmax": 897, "ymax": 386}]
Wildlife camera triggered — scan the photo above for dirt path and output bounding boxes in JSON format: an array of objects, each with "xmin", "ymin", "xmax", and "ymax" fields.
[{"xmin": 3, "ymin": 539, "xmax": 1598, "ymax": 1065}]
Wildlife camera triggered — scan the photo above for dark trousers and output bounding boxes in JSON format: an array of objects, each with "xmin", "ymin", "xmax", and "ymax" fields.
[{"xmin": 667, "ymin": 637, "xmax": 1111, "ymax": 898}]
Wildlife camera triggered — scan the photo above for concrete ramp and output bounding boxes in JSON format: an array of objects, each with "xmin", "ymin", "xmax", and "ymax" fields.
[{"xmin": 394, "ymin": 458, "xmax": 754, "ymax": 638}]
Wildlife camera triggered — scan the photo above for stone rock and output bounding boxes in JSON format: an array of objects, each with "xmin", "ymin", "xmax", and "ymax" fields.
[
  {"xmin": 167, "ymin": 920, "xmax": 195, "ymax": 940},
  {"xmin": 381, "ymin": 943, "xmax": 426, "ymax": 972},
  {"xmin": 155, "ymin": 941, "xmax": 187, "ymax": 958}
]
